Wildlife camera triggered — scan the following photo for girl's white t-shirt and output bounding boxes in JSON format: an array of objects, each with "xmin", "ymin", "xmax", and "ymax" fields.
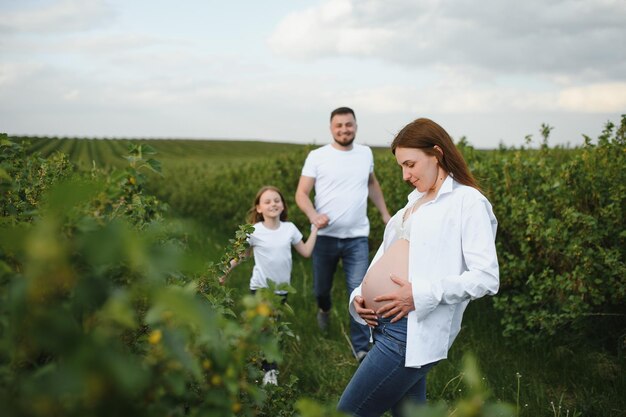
[{"xmin": 248, "ymin": 221, "xmax": 303, "ymax": 293}]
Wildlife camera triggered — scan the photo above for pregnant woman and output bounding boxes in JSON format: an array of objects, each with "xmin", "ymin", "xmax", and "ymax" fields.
[{"xmin": 337, "ymin": 118, "xmax": 500, "ymax": 417}]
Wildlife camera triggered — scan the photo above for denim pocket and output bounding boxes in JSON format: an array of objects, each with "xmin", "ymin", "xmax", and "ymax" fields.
[{"xmin": 374, "ymin": 320, "xmax": 407, "ymax": 357}]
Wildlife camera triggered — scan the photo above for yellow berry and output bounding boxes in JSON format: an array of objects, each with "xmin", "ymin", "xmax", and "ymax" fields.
[
  {"xmin": 211, "ymin": 374, "xmax": 222, "ymax": 385},
  {"xmin": 256, "ymin": 303, "xmax": 271, "ymax": 317},
  {"xmin": 148, "ymin": 329, "xmax": 162, "ymax": 345}
]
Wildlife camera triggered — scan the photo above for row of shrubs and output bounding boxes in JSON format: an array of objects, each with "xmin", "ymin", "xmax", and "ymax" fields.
[{"xmin": 151, "ymin": 116, "xmax": 626, "ymax": 348}]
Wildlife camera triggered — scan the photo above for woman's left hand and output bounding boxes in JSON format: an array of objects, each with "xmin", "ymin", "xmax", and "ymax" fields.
[{"xmin": 374, "ymin": 274, "xmax": 415, "ymax": 323}]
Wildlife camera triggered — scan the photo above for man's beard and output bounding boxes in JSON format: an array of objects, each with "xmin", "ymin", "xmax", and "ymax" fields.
[{"xmin": 333, "ymin": 136, "xmax": 355, "ymax": 148}]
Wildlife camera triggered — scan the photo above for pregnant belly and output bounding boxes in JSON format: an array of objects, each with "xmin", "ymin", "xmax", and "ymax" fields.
[{"xmin": 361, "ymin": 239, "xmax": 409, "ymax": 312}]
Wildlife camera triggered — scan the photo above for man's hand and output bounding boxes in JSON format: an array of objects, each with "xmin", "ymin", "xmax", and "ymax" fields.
[
  {"xmin": 374, "ymin": 274, "xmax": 415, "ymax": 323},
  {"xmin": 311, "ymin": 213, "xmax": 330, "ymax": 229},
  {"xmin": 353, "ymin": 296, "xmax": 378, "ymax": 327}
]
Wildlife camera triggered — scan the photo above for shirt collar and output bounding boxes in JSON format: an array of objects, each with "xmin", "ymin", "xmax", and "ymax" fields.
[{"xmin": 406, "ymin": 175, "xmax": 455, "ymax": 204}]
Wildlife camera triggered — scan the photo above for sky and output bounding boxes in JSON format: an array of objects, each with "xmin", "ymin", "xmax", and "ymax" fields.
[{"xmin": 1, "ymin": 0, "xmax": 625, "ymax": 149}]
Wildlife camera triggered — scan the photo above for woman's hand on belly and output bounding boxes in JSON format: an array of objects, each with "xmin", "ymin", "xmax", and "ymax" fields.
[
  {"xmin": 353, "ymin": 296, "xmax": 378, "ymax": 327},
  {"xmin": 374, "ymin": 274, "xmax": 415, "ymax": 323}
]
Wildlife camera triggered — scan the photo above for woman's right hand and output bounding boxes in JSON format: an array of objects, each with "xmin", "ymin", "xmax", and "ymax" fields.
[{"xmin": 354, "ymin": 296, "xmax": 378, "ymax": 327}]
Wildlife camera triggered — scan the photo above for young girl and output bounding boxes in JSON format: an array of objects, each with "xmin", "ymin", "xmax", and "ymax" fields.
[{"xmin": 221, "ymin": 185, "xmax": 318, "ymax": 385}]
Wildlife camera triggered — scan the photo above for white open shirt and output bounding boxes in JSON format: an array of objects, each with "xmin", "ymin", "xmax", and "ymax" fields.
[{"xmin": 349, "ymin": 176, "xmax": 499, "ymax": 367}]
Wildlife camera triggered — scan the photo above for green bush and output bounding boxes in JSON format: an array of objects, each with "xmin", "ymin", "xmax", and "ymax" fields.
[
  {"xmin": 0, "ymin": 134, "xmax": 73, "ymax": 224},
  {"xmin": 484, "ymin": 116, "xmax": 625, "ymax": 343},
  {"xmin": 0, "ymin": 139, "xmax": 291, "ymax": 416},
  {"xmin": 148, "ymin": 117, "xmax": 626, "ymax": 345}
]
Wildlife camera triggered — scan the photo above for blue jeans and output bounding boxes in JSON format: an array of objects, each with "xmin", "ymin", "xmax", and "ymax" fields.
[
  {"xmin": 313, "ymin": 235, "xmax": 370, "ymax": 353},
  {"xmin": 337, "ymin": 317, "xmax": 436, "ymax": 417}
]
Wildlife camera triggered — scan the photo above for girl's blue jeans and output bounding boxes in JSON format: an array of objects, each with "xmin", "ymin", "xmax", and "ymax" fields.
[{"xmin": 337, "ymin": 317, "xmax": 437, "ymax": 417}]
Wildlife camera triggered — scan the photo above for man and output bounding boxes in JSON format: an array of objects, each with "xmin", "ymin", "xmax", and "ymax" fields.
[{"xmin": 295, "ymin": 107, "xmax": 391, "ymax": 361}]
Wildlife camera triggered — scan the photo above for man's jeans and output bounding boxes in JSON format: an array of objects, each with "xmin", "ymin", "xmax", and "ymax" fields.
[
  {"xmin": 337, "ymin": 317, "xmax": 436, "ymax": 417},
  {"xmin": 312, "ymin": 235, "xmax": 370, "ymax": 353}
]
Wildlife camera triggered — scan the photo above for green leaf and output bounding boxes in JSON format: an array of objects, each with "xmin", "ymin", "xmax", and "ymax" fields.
[
  {"xmin": 0, "ymin": 167, "xmax": 11, "ymax": 181},
  {"xmin": 98, "ymin": 289, "xmax": 137, "ymax": 329},
  {"xmin": 141, "ymin": 144, "xmax": 157, "ymax": 155},
  {"xmin": 145, "ymin": 158, "xmax": 162, "ymax": 174}
]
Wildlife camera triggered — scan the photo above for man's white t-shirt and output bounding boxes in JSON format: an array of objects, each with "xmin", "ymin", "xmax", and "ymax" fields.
[
  {"xmin": 248, "ymin": 221, "xmax": 303, "ymax": 293},
  {"xmin": 301, "ymin": 144, "xmax": 373, "ymax": 238}
]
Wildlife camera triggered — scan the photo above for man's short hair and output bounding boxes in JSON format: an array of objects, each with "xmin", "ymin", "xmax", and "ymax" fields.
[{"xmin": 330, "ymin": 107, "xmax": 356, "ymax": 121}]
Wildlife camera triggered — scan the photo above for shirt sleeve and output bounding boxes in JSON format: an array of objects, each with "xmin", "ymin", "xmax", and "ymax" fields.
[
  {"xmin": 411, "ymin": 197, "xmax": 500, "ymax": 320},
  {"xmin": 289, "ymin": 223, "xmax": 303, "ymax": 245},
  {"xmin": 348, "ymin": 286, "xmax": 366, "ymax": 325},
  {"xmin": 246, "ymin": 230, "xmax": 255, "ymax": 246},
  {"xmin": 301, "ymin": 151, "xmax": 317, "ymax": 177}
]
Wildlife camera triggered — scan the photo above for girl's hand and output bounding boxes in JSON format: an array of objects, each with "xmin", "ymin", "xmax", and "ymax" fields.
[
  {"xmin": 354, "ymin": 296, "xmax": 378, "ymax": 327},
  {"xmin": 219, "ymin": 257, "xmax": 241, "ymax": 285},
  {"xmin": 374, "ymin": 274, "xmax": 415, "ymax": 323},
  {"xmin": 311, "ymin": 213, "xmax": 330, "ymax": 229}
]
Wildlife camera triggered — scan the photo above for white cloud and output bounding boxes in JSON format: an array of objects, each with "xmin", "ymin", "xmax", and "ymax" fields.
[
  {"xmin": 558, "ymin": 83, "xmax": 626, "ymax": 112},
  {"xmin": 265, "ymin": 0, "xmax": 626, "ymax": 128},
  {"xmin": 269, "ymin": 0, "xmax": 626, "ymax": 81},
  {"xmin": 64, "ymin": 33, "xmax": 180, "ymax": 54},
  {"xmin": 0, "ymin": 62, "xmax": 45, "ymax": 86},
  {"xmin": 333, "ymin": 82, "xmax": 559, "ymax": 115},
  {"xmin": 62, "ymin": 89, "xmax": 80, "ymax": 100},
  {"xmin": 1, "ymin": 1, "xmax": 623, "ymax": 148},
  {"xmin": 268, "ymin": 0, "xmax": 395, "ymax": 59},
  {"xmin": 1, "ymin": 0, "xmax": 115, "ymax": 33}
]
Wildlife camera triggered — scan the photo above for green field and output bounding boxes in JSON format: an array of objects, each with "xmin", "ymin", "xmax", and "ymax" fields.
[
  {"xmin": 16, "ymin": 136, "xmax": 310, "ymax": 171},
  {"xmin": 3, "ymin": 128, "xmax": 625, "ymax": 417}
]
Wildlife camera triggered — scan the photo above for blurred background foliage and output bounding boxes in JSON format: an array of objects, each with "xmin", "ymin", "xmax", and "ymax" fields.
[{"xmin": 0, "ymin": 136, "xmax": 292, "ymax": 416}]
